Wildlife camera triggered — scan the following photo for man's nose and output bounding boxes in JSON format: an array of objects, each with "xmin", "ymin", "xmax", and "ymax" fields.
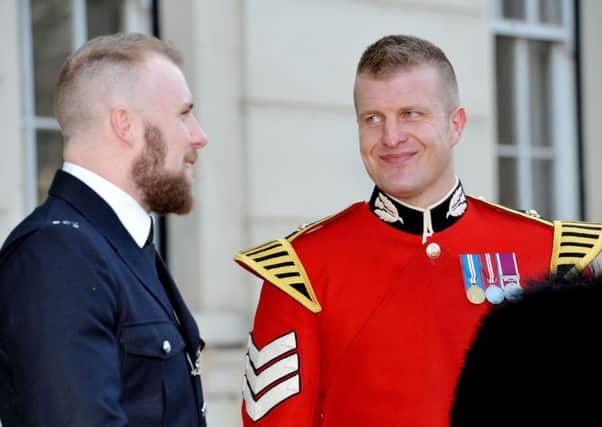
[
  {"xmin": 190, "ymin": 115, "xmax": 208, "ymax": 149},
  {"xmin": 382, "ymin": 120, "xmax": 407, "ymax": 147}
]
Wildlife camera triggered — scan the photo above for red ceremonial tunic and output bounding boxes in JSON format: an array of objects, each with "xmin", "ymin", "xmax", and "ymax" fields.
[{"xmin": 237, "ymin": 182, "xmax": 554, "ymax": 426}]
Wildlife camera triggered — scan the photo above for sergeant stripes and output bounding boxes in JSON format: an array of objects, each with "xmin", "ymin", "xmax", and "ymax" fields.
[
  {"xmin": 552, "ymin": 221, "xmax": 602, "ymax": 277},
  {"xmin": 243, "ymin": 331, "xmax": 301, "ymax": 421},
  {"xmin": 234, "ymin": 238, "xmax": 321, "ymax": 312}
]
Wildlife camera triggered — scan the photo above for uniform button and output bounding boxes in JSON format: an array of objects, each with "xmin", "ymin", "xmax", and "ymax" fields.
[
  {"xmin": 525, "ymin": 209, "xmax": 540, "ymax": 218},
  {"xmin": 426, "ymin": 242, "xmax": 441, "ymax": 259},
  {"xmin": 162, "ymin": 340, "xmax": 172, "ymax": 354}
]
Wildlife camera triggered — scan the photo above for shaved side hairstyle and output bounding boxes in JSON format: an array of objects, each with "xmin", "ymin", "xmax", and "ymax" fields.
[
  {"xmin": 55, "ymin": 32, "xmax": 182, "ymax": 140},
  {"xmin": 355, "ymin": 34, "xmax": 460, "ymax": 110}
]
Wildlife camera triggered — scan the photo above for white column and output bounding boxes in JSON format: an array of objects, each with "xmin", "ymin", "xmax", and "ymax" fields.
[
  {"xmin": 0, "ymin": 0, "xmax": 26, "ymax": 241},
  {"xmin": 550, "ymin": 41, "xmax": 578, "ymax": 219},
  {"xmin": 582, "ymin": 0, "xmax": 602, "ymax": 221}
]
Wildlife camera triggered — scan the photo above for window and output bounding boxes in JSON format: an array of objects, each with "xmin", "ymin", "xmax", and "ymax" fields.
[
  {"xmin": 21, "ymin": 0, "xmax": 152, "ymax": 207},
  {"xmin": 492, "ymin": 0, "xmax": 578, "ymax": 219}
]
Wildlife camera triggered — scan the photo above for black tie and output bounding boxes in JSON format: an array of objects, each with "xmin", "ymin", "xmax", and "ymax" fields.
[
  {"xmin": 143, "ymin": 222, "xmax": 157, "ymax": 265},
  {"xmin": 143, "ymin": 220, "xmax": 182, "ymax": 325}
]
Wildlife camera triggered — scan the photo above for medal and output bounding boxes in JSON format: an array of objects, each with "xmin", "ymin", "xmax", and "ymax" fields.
[
  {"xmin": 497, "ymin": 252, "xmax": 522, "ymax": 302},
  {"xmin": 460, "ymin": 254, "xmax": 486, "ymax": 304},
  {"xmin": 481, "ymin": 253, "xmax": 504, "ymax": 304},
  {"xmin": 466, "ymin": 284, "xmax": 486, "ymax": 304},
  {"xmin": 485, "ymin": 285, "xmax": 504, "ymax": 304}
]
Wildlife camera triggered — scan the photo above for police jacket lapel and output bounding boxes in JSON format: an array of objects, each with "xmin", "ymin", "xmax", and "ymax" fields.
[
  {"xmin": 154, "ymin": 248, "xmax": 207, "ymax": 417},
  {"xmin": 154, "ymin": 253, "xmax": 204, "ymax": 353},
  {"xmin": 48, "ymin": 170, "xmax": 176, "ymax": 320}
]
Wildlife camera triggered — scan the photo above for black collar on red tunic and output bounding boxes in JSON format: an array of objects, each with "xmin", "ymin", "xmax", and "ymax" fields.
[{"xmin": 368, "ymin": 180, "xmax": 468, "ymax": 240}]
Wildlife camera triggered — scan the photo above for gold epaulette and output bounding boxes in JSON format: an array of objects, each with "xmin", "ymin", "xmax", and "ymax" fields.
[
  {"xmin": 235, "ymin": 237, "xmax": 321, "ymax": 312},
  {"xmin": 234, "ymin": 203, "xmax": 360, "ymax": 313},
  {"xmin": 551, "ymin": 221, "xmax": 602, "ymax": 277}
]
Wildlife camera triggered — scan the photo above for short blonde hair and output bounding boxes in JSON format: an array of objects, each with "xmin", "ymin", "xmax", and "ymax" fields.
[
  {"xmin": 55, "ymin": 33, "xmax": 182, "ymax": 138},
  {"xmin": 356, "ymin": 34, "xmax": 459, "ymax": 109}
]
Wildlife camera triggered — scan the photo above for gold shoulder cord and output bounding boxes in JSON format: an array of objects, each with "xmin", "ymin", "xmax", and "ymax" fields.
[{"xmin": 470, "ymin": 196, "xmax": 553, "ymax": 226}]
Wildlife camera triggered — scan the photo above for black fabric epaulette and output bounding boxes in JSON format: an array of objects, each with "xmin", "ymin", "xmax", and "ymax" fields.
[
  {"xmin": 551, "ymin": 221, "xmax": 602, "ymax": 277},
  {"xmin": 234, "ymin": 203, "xmax": 360, "ymax": 313},
  {"xmin": 0, "ymin": 219, "xmax": 82, "ymax": 266}
]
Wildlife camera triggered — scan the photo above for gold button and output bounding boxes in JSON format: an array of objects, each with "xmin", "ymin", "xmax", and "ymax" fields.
[
  {"xmin": 426, "ymin": 242, "xmax": 441, "ymax": 259},
  {"xmin": 162, "ymin": 340, "xmax": 172, "ymax": 354}
]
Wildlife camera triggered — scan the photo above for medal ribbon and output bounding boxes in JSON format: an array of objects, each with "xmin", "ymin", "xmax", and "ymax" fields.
[
  {"xmin": 497, "ymin": 252, "xmax": 521, "ymax": 288},
  {"xmin": 460, "ymin": 254, "xmax": 481, "ymax": 286},
  {"xmin": 460, "ymin": 254, "xmax": 485, "ymax": 304},
  {"xmin": 481, "ymin": 253, "xmax": 499, "ymax": 285},
  {"xmin": 467, "ymin": 254, "xmax": 477, "ymax": 285}
]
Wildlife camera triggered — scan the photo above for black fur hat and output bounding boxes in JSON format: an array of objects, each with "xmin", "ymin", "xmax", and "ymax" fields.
[{"xmin": 451, "ymin": 274, "xmax": 602, "ymax": 426}]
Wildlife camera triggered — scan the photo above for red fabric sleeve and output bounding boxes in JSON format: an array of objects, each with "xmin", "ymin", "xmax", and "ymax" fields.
[{"xmin": 242, "ymin": 281, "xmax": 321, "ymax": 427}]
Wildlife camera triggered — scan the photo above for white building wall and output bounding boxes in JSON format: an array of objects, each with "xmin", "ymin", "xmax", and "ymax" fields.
[{"xmin": 582, "ymin": 0, "xmax": 602, "ymax": 222}]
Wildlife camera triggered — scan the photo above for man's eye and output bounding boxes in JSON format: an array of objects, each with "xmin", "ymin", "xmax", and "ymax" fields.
[
  {"xmin": 364, "ymin": 115, "xmax": 382, "ymax": 125},
  {"xmin": 403, "ymin": 111, "xmax": 419, "ymax": 119}
]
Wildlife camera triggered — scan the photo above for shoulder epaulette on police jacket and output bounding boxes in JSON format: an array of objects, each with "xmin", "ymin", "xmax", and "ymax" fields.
[
  {"xmin": 551, "ymin": 221, "xmax": 602, "ymax": 277},
  {"xmin": 234, "ymin": 204, "xmax": 360, "ymax": 313}
]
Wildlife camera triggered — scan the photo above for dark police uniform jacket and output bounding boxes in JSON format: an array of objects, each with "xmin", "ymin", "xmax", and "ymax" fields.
[{"xmin": 0, "ymin": 170, "xmax": 206, "ymax": 427}]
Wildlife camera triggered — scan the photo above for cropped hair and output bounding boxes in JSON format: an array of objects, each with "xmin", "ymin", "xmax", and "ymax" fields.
[
  {"xmin": 356, "ymin": 34, "xmax": 459, "ymax": 108},
  {"xmin": 55, "ymin": 33, "xmax": 182, "ymax": 137}
]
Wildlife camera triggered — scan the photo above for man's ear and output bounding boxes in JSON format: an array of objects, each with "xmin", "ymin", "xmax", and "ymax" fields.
[
  {"xmin": 110, "ymin": 107, "xmax": 136, "ymax": 144},
  {"xmin": 449, "ymin": 106, "xmax": 467, "ymax": 148}
]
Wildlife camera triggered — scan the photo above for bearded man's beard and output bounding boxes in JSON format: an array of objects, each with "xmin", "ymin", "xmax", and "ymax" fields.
[{"xmin": 131, "ymin": 125, "xmax": 194, "ymax": 215}]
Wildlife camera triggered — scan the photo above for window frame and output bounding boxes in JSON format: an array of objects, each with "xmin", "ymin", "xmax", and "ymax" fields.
[
  {"xmin": 20, "ymin": 0, "xmax": 152, "ymax": 211},
  {"xmin": 492, "ymin": 0, "xmax": 579, "ymax": 219}
]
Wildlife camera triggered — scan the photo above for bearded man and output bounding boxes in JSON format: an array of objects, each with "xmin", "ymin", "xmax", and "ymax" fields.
[{"xmin": 0, "ymin": 33, "xmax": 208, "ymax": 427}]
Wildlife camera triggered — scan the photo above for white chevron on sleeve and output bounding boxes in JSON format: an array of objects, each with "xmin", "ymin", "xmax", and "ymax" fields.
[
  {"xmin": 248, "ymin": 331, "xmax": 297, "ymax": 369},
  {"xmin": 246, "ymin": 353, "xmax": 299, "ymax": 395},
  {"xmin": 243, "ymin": 374, "xmax": 300, "ymax": 421}
]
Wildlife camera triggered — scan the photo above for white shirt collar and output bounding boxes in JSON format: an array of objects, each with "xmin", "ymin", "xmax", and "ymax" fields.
[{"xmin": 62, "ymin": 162, "xmax": 151, "ymax": 248}]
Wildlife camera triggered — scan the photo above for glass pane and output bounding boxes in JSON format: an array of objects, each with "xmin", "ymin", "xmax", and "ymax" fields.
[
  {"xmin": 31, "ymin": 0, "xmax": 72, "ymax": 117},
  {"xmin": 496, "ymin": 37, "xmax": 517, "ymax": 146},
  {"xmin": 37, "ymin": 130, "xmax": 64, "ymax": 204},
  {"xmin": 531, "ymin": 159, "xmax": 554, "ymax": 218},
  {"xmin": 498, "ymin": 157, "xmax": 518, "ymax": 208},
  {"xmin": 539, "ymin": 0, "xmax": 563, "ymax": 25},
  {"xmin": 501, "ymin": 0, "xmax": 526, "ymax": 20},
  {"xmin": 87, "ymin": 0, "xmax": 123, "ymax": 39},
  {"xmin": 528, "ymin": 41, "xmax": 552, "ymax": 147}
]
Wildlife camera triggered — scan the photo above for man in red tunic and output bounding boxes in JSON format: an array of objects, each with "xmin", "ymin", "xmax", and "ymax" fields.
[{"xmin": 235, "ymin": 34, "xmax": 602, "ymax": 426}]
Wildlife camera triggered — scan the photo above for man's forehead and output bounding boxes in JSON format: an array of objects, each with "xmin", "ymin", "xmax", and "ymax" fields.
[
  {"xmin": 138, "ymin": 56, "xmax": 191, "ymax": 95},
  {"xmin": 353, "ymin": 66, "xmax": 452, "ymax": 114},
  {"xmin": 356, "ymin": 64, "xmax": 440, "ymax": 85}
]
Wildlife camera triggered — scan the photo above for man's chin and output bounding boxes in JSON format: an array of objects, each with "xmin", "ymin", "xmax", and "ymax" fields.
[
  {"xmin": 143, "ymin": 177, "xmax": 194, "ymax": 215},
  {"xmin": 174, "ymin": 196, "xmax": 194, "ymax": 215}
]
